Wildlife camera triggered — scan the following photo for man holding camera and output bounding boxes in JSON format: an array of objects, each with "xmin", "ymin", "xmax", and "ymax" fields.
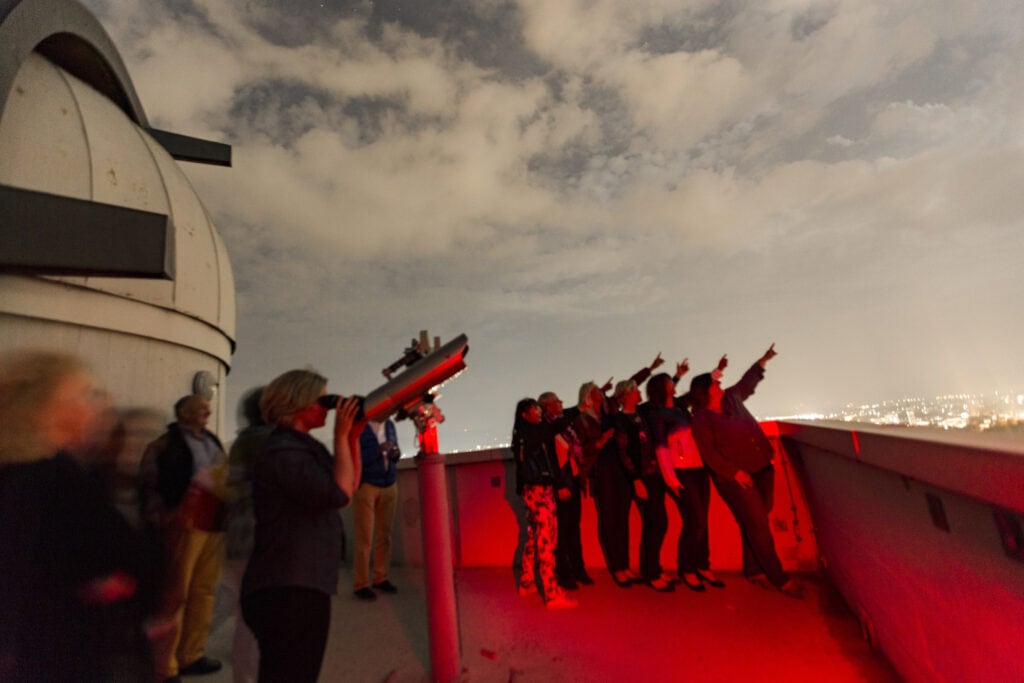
[{"xmin": 352, "ymin": 419, "xmax": 402, "ymax": 601}]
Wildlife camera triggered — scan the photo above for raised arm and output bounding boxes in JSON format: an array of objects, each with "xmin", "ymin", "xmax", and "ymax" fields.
[
  {"xmin": 671, "ymin": 357, "xmax": 689, "ymax": 384},
  {"xmin": 332, "ymin": 397, "xmax": 363, "ymax": 502},
  {"xmin": 628, "ymin": 352, "xmax": 665, "ymax": 387},
  {"xmin": 728, "ymin": 345, "xmax": 776, "ymax": 402},
  {"xmin": 757, "ymin": 343, "xmax": 777, "ymax": 368}
]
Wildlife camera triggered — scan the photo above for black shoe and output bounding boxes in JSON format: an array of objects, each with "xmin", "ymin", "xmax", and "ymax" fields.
[
  {"xmin": 354, "ymin": 587, "xmax": 377, "ymax": 601},
  {"xmin": 679, "ymin": 573, "xmax": 706, "ymax": 592},
  {"xmin": 644, "ymin": 577, "xmax": 675, "ymax": 592},
  {"xmin": 696, "ymin": 570, "xmax": 726, "ymax": 588},
  {"xmin": 576, "ymin": 572, "xmax": 595, "ymax": 586},
  {"xmin": 179, "ymin": 656, "xmax": 222, "ymax": 676},
  {"xmin": 611, "ymin": 571, "xmax": 633, "ymax": 588},
  {"xmin": 559, "ymin": 578, "xmax": 580, "ymax": 590},
  {"xmin": 372, "ymin": 580, "xmax": 398, "ymax": 594},
  {"xmin": 746, "ymin": 574, "xmax": 773, "ymax": 590}
]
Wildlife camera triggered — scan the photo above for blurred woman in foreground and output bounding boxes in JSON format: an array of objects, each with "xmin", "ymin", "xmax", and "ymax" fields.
[
  {"xmin": 241, "ymin": 369, "xmax": 363, "ymax": 682},
  {"xmin": 0, "ymin": 350, "xmax": 155, "ymax": 682}
]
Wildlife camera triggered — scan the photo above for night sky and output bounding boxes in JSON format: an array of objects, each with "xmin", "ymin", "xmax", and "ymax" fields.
[{"xmin": 81, "ymin": 0, "xmax": 1024, "ymax": 453}]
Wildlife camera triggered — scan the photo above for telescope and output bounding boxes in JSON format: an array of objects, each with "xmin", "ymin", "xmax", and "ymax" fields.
[{"xmin": 319, "ymin": 333, "xmax": 469, "ymax": 422}]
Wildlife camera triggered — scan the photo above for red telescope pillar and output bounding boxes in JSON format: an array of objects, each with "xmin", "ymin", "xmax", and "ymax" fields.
[{"xmin": 414, "ymin": 404, "xmax": 460, "ymax": 682}]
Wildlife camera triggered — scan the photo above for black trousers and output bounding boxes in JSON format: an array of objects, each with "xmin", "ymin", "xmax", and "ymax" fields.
[
  {"xmin": 710, "ymin": 466, "xmax": 787, "ymax": 587},
  {"xmin": 242, "ymin": 586, "xmax": 331, "ymax": 683},
  {"xmin": 667, "ymin": 467, "xmax": 711, "ymax": 573},
  {"xmin": 591, "ymin": 459, "xmax": 634, "ymax": 573},
  {"xmin": 554, "ymin": 481, "xmax": 586, "ymax": 582},
  {"xmin": 637, "ymin": 474, "xmax": 668, "ymax": 580}
]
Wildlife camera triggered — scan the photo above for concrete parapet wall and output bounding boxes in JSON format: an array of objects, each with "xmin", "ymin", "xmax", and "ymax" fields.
[
  {"xmin": 778, "ymin": 420, "xmax": 1024, "ymax": 682},
  {"xmin": 341, "ymin": 428, "xmax": 820, "ymax": 576}
]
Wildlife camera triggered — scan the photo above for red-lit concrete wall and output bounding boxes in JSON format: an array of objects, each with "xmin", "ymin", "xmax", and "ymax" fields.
[
  {"xmin": 778, "ymin": 421, "xmax": 1024, "ymax": 683},
  {"xmin": 356, "ymin": 423, "xmax": 819, "ymax": 574}
]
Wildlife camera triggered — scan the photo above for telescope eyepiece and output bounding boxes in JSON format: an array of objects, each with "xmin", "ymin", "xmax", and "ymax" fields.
[{"xmin": 317, "ymin": 394, "xmax": 343, "ymax": 409}]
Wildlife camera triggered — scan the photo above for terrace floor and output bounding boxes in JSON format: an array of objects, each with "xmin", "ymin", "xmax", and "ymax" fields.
[{"xmin": 204, "ymin": 562, "xmax": 901, "ymax": 682}]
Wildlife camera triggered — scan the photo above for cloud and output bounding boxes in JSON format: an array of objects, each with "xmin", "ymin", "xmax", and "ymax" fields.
[{"xmin": 78, "ymin": 0, "xmax": 1024, "ymax": 449}]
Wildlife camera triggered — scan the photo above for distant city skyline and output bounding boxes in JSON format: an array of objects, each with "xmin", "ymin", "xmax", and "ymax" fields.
[{"xmin": 79, "ymin": 0, "xmax": 1024, "ymax": 454}]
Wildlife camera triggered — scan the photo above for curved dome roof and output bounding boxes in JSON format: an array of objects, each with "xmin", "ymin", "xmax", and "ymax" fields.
[{"xmin": 0, "ymin": 49, "xmax": 235, "ymax": 360}]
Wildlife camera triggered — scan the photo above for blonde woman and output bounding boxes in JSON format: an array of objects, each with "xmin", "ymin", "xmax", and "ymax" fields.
[{"xmin": 240, "ymin": 369, "xmax": 362, "ymax": 683}]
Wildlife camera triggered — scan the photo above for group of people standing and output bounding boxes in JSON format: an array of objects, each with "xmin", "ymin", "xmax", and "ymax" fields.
[
  {"xmin": 0, "ymin": 353, "xmax": 401, "ymax": 683},
  {"xmin": 511, "ymin": 344, "xmax": 804, "ymax": 609}
]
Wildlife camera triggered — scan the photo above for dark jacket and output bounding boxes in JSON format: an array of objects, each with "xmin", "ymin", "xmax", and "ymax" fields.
[
  {"xmin": 614, "ymin": 411, "xmax": 655, "ymax": 480},
  {"xmin": 0, "ymin": 454, "xmax": 157, "ymax": 682},
  {"xmin": 140, "ymin": 423, "xmax": 225, "ymax": 520},
  {"xmin": 691, "ymin": 363, "xmax": 774, "ymax": 479},
  {"xmin": 241, "ymin": 427, "xmax": 350, "ymax": 597},
  {"xmin": 513, "ymin": 421, "xmax": 569, "ymax": 492}
]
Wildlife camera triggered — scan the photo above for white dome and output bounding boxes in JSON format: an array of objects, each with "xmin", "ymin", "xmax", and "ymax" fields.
[{"xmin": 0, "ymin": 51, "xmax": 235, "ymax": 364}]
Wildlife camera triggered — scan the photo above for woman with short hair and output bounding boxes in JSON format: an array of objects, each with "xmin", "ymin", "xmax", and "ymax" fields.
[{"xmin": 241, "ymin": 369, "xmax": 363, "ymax": 682}]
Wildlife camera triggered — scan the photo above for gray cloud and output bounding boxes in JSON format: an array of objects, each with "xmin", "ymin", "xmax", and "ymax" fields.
[{"xmin": 81, "ymin": 0, "xmax": 1024, "ymax": 451}]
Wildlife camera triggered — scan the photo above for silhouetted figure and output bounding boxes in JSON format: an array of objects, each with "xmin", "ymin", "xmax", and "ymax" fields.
[{"xmin": 225, "ymin": 387, "xmax": 271, "ymax": 683}]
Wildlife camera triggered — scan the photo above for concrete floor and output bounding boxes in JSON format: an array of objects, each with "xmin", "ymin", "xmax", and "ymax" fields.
[{"xmin": 199, "ymin": 563, "xmax": 900, "ymax": 683}]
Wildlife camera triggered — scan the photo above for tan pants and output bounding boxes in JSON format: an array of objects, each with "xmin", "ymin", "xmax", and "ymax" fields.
[
  {"xmin": 352, "ymin": 482, "xmax": 398, "ymax": 590},
  {"xmin": 154, "ymin": 526, "xmax": 225, "ymax": 678}
]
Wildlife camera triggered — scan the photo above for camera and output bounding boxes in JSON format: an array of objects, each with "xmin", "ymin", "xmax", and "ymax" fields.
[
  {"xmin": 381, "ymin": 441, "xmax": 401, "ymax": 462},
  {"xmin": 316, "ymin": 333, "xmax": 469, "ymax": 423}
]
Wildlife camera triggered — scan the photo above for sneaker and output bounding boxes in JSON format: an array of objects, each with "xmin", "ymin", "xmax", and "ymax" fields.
[
  {"xmin": 178, "ymin": 656, "xmax": 222, "ymax": 675},
  {"xmin": 372, "ymin": 580, "xmax": 398, "ymax": 594},
  {"xmin": 517, "ymin": 584, "xmax": 538, "ymax": 597},
  {"xmin": 545, "ymin": 594, "xmax": 578, "ymax": 609},
  {"xmin": 354, "ymin": 587, "xmax": 377, "ymax": 601}
]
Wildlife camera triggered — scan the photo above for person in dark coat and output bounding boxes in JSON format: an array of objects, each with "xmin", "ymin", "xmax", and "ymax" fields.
[{"xmin": 690, "ymin": 345, "xmax": 803, "ymax": 598}]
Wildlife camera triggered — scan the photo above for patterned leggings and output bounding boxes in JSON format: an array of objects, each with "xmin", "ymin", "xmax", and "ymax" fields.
[{"xmin": 520, "ymin": 484, "xmax": 562, "ymax": 600}]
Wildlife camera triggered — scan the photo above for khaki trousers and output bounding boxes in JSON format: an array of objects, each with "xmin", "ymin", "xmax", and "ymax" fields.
[
  {"xmin": 352, "ymin": 482, "xmax": 398, "ymax": 590},
  {"xmin": 154, "ymin": 526, "xmax": 225, "ymax": 677}
]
